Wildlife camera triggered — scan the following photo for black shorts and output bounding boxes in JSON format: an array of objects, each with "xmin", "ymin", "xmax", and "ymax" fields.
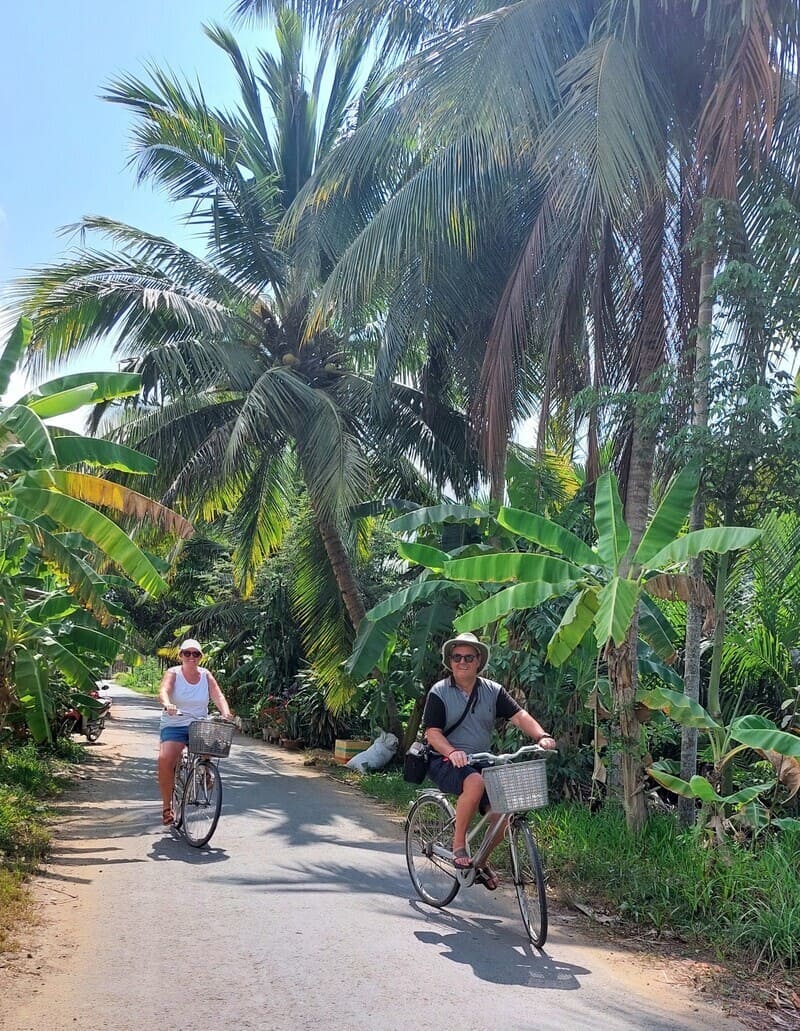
[{"xmin": 427, "ymin": 754, "xmax": 491, "ymax": 814}]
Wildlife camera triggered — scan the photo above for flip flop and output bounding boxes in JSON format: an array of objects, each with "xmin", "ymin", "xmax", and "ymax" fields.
[
  {"xmin": 476, "ymin": 864, "xmax": 499, "ymax": 890},
  {"xmin": 162, "ymin": 806, "xmax": 175, "ymax": 826},
  {"xmin": 453, "ymin": 847, "xmax": 472, "ymax": 870}
]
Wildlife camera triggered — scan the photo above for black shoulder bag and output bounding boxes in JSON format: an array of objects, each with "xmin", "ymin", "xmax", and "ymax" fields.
[{"xmin": 403, "ymin": 679, "xmax": 482, "ymax": 784}]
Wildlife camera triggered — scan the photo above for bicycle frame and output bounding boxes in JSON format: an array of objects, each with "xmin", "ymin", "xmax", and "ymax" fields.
[{"xmin": 422, "ymin": 789, "xmax": 515, "ymax": 886}]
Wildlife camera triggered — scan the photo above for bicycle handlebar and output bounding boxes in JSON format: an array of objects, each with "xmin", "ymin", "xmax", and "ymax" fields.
[
  {"xmin": 165, "ymin": 710, "xmax": 234, "ymax": 723},
  {"xmin": 467, "ymin": 743, "xmax": 557, "ymax": 765}
]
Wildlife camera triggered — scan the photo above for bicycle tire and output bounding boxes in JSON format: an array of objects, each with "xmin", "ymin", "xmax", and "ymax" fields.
[
  {"xmin": 172, "ymin": 758, "xmax": 187, "ymax": 831},
  {"xmin": 509, "ymin": 818, "xmax": 548, "ymax": 946},
  {"xmin": 181, "ymin": 760, "xmax": 222, "ymax": 847},
  {"xmin": 405, "ymin": 794, "xmax": 460, "ymax": 907}
]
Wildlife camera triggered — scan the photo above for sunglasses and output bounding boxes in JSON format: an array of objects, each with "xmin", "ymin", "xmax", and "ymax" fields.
[
  {"xmin": 451, "ymin": 653, "xmax": 478, "ymax": 663},
  {"xmin": 181, "ymin": 650, "xmax": 202, "ymax": 658}
]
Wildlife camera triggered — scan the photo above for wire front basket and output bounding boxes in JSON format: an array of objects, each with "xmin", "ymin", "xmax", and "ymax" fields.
[
  {"xmin": 188, "ymin": 718, "xmax": 234, "ymax": 758},
  {"xmin": 483, "ymin": 759, "xmax": 549, "ymax": 813}
]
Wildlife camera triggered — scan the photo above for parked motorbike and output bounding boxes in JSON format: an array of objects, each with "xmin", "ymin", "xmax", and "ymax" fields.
[{"xmin": 57, "ymin": 685, "xmax": 111, "ymax": 742}]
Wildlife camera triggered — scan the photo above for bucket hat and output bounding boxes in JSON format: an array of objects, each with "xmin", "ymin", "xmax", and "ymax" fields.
[{"xmin": 442, "ymin": 632, "xmax": 489, "ymax": 673}]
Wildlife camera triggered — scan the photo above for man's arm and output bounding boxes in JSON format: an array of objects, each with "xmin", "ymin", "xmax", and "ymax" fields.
[{"xmin": 510, "ymin": 709, "xmax": 556, "ymax": 748}]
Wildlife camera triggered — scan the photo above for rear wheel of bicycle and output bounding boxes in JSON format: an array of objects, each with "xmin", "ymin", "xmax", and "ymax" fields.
[
  {"xmin": 181, "ymin": 760, "xmax": 222, "ymax": 847},
  {"xmin": 509, "ymin": 818, "xmax": 547, "ymax": 946},
  {"xmin": 405, "ymin": 794, "xmax": 460, "ymax": 907}
]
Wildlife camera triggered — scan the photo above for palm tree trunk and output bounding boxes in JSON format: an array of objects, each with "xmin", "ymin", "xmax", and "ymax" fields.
[
  {"xmin": 313, "ymin": 510, "xmax": 366, "ymax": 630},
  {"xmin": 679, "ymin": 251, "xmax": 714, "ymax": 826},
  {"xmin": 610, "ymin": 198, "xmax": 667, "ymax": 833}
]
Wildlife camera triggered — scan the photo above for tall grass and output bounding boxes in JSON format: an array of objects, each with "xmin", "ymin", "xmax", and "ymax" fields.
[{"xmin": 533, "ymin": 803, "xmax": 800, "ymax": 969}]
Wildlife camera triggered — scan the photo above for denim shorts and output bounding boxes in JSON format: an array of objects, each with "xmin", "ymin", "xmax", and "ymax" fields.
[
  {"xmin": 427, "ymin": 754, "xmax": 491, "ymax": 813},
  {"xmin": 160, "ymin": 725, "xmax": 190, "ymax": 744}
]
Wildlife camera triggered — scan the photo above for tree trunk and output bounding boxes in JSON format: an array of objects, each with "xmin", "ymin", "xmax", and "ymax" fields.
[
  {"xmin": 611, "ymin": 198, "xmax": 667, "ymax": 832},
  {"xmin": 679, "ymin": 251, "xmax": 714, "ymax": 826},
  {"xmin": 313, "ymin": 509, "xmax": 366, "ymax": 631},
  {"xmin": 606, "ymin": 618, "xmax": 648, "ymax": 833}
]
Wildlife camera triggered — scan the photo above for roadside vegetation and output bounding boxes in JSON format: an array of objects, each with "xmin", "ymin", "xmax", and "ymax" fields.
[
  {"xmin": 0, "ymin": 742, "xmax": 84, "ymax": 952},
  {"xmin": 337, "ymin": 765, "xmax": 800, "ymax": 971},
  {"xmin": 2, "ymin": 0, "xmax": 800, "ymax": 994}
]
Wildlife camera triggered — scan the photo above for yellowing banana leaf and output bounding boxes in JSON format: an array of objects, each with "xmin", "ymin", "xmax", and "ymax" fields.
[
  {"xmin": 26, "ymin": 470, "xmax": 193, "ymax": 539},
  {"xmin": 13, "ymin": 486, "xmax": 168, "ymax": 597},
  {"xmin": 547, "ymin": 588, "xmax": 600, "ymax": 666},
  {"xmin": 444, "ymin": 552, "xmax": 583, "ymax": 584},
  {"xmin": 594, "ymin": 472, "xmax": 630, "ymax": 571},
  {"xmin": 496, "ymin": 507, "xmax": 598, "ymax": 565},
  {"xmin": 594, "ymin": 576, "xmax": 639, "ymax": 647},
  {"xmin": 52, "ymin": 434, "xmax": 158, "ymax": 474},
  {"xmin": 454, "ymin": 580, "xmax": 573, "ymax": 632}
]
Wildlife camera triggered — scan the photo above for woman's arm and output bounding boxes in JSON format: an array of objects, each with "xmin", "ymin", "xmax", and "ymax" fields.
[
  {"xmin": 159, "ymin": 669, "xmax": 177, "ymax": 714},
  {"xmin": 207, "ymin": 673, "xmax": 232, "ymax": 719}
]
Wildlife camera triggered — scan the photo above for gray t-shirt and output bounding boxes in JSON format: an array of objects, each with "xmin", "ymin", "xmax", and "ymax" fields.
[{"xmin": 422, "ymin": 676, "xmax": 521, "ymax": 755}]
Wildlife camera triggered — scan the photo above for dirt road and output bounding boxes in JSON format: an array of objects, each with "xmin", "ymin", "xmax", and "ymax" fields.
[{"xmin": 1, "ymin": 687, "xmax": 749, "ymax": 1031}]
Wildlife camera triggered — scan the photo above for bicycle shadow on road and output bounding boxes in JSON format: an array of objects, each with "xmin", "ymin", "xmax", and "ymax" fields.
[
  {"xmin": 409, "ymin": 903, "xmax": 588, "ymax": 990},
  {"xmin": 147, "ymin": 832, "xmax": 230, "ymax": 864}
]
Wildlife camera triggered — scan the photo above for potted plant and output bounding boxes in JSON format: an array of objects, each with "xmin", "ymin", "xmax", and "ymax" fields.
[{"xmin": 280, "ymin": 707, "xmax": 304, "ymax": 750}]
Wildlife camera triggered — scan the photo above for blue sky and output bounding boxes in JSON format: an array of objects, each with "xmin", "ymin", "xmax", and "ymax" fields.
[{"xmin": 1, "ymin": 1, "xmax": 263, "ymax": 284}]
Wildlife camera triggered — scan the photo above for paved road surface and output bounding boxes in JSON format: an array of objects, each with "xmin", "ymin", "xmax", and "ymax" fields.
[{"xmin": 1, "ymin": 686, "xmax": 746, "ymax": 1031}]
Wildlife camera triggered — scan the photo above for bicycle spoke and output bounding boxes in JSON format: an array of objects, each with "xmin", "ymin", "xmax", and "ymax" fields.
[{"xmin": 405, "ymin": 795, "xmax": 460, "ymax": 907}]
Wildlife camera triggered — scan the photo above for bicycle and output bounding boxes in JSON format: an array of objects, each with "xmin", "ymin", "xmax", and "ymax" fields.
[
  {"xmin": 404, "ymin": 743, "xmax": 554, "ymax": 946},
  {"xmin": 170, "ymin": 715, "xmax": 234, "ymax": 847}
]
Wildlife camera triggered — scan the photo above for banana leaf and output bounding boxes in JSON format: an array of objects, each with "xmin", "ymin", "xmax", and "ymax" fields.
[
  {"xmin": 496, "ymin": 507, "xmax": 597, "ymax": 565},
  {"xmin": 632, "ymin": 464, "xmax": 699, "ymax": 566},
  {"xmin": 729, "ymin": 715, "xmax": 800, "ymax": 757},
  {"xmin": 388, "ymin": 504, "xmax": 487, "ymax": 532},
  {"xmin": 444, "ymin": 552, "xmax": 584, "ymax": 584},
  {"xmin": 594, "ymin": 472, "xmax": 630, "ymax": 571},
  {"xmin": 638, "ymin": 685, "xmax": 722, "ymax": 729},
  {"xmin": 547, "ymin": 588, "xmax": 600, "ymax": 666},
  {"xmin": 454, "ymin": 580, "xmax": 573, "ymax": 632},
  {"xmin": 594, "ymin": 576, "xmax": 639, "ymax": 647}
]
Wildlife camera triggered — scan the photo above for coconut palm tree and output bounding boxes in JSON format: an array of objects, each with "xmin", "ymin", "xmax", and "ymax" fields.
[
  {"xmin": 264, "ymin": 0, "xmax": 800, "ymax": 827},
  {"xmin": 16, "ymin": 13, "xmax": 483, "ymax": 687}
]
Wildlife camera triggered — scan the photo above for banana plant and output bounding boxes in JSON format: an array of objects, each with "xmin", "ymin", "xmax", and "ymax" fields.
[
  {"xmin": 0, "ymin": 317, "xmax": 193, "ymax": 736},
  {"xmin": 642, "ymin": 685, "xmax": 800, "ymax": 840},
  {"xmin": 440, "ymin": 465, "xmax": 761, "ymax": 830}
]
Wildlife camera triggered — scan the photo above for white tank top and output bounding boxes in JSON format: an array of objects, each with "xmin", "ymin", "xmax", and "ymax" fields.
[{"xmin": 160, "ymin": 667, "xmax": 210, "ymax": 728}]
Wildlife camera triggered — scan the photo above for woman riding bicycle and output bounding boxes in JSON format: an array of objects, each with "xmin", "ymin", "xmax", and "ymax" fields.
[
  {"xmin": 423, "ymin": 632, "xmax": 556, "ymax": 887},
  {"xmin": 157, "ymin": 639, "xmax": 232, "ymax": 826}
]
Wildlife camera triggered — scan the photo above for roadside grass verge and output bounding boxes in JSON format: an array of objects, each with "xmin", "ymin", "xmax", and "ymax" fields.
[
  {"xmin": 337, "ymin": 765, "xmax": 800, "ymax": 971},
  {"xmin": 0, "ymin": 740, "xmax": 85, "ymax": 954}
]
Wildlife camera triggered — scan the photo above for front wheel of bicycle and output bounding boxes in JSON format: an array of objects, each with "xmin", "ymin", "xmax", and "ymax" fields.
[
  {"xmin": 405, "ymin": 794, "xmax": 460, "ymax": 908},
  {"xmin": 181, "ymin": 760, "xmax": 222, "ymax": 847},
  {"xmin": 509, "ymin": 818, "xmax": 548, "ymax": 946},
  {"xmin": 171, "ymin": 758, "xmax": 187, "ymax": 830}
]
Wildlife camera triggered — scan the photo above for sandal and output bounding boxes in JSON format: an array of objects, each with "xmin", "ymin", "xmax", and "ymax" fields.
[
  {"xmin": 453, "ymin": 847, "xmax": 472, "ymax": 870},
  {"xmin": 162, "ymin": 806, "xmax": 174, "ymax": 826},
  {"xmin": 476, "ymin": 864, "xmax": 499, "ymax": 891}
]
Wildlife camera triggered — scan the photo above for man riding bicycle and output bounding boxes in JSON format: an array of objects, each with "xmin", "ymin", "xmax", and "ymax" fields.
[{"xmin": 423, "ymin": 632, "xmax": 556, "ymax": 888}]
